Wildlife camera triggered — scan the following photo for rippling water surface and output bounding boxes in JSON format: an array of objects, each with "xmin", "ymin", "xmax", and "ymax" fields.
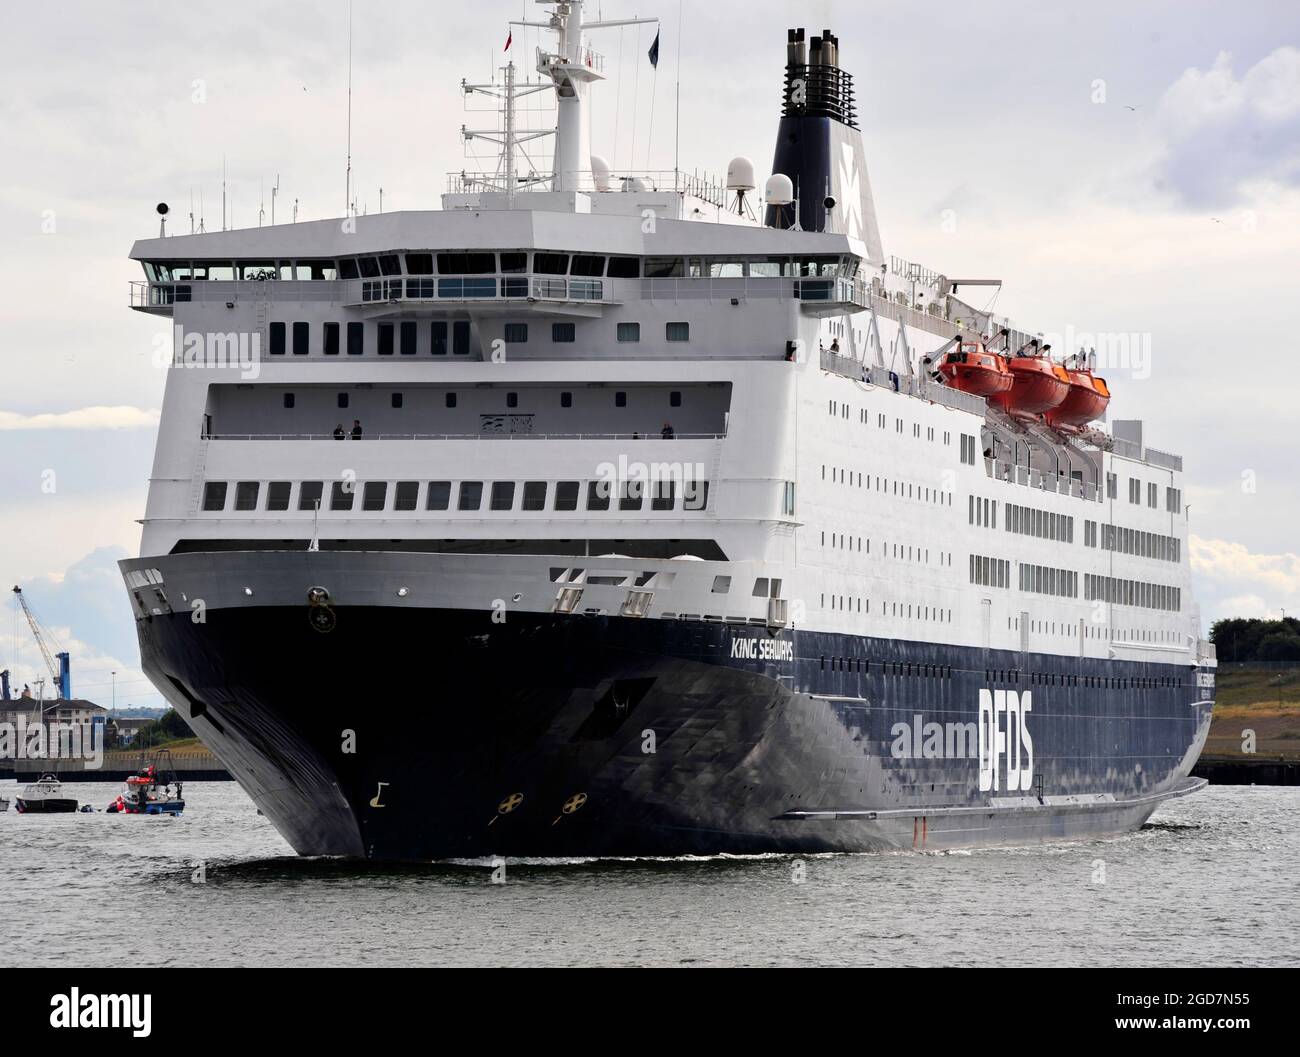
[{"xmin": 1, "ymin": 781, "xmax": 1294, "ymax": 966}]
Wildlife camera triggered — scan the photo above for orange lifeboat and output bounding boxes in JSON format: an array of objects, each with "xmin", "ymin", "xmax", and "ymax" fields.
[
  {"xmin": 936, "ymin": 341, "xmax": 1013, "ymax": 397},
  {"xmin": 991, "ymin": 353, "xmax": 1070, "ymax": 416},
  {"xmin": 1046, "ymin": 369, "xmax": 1110, "ymax": 429}
]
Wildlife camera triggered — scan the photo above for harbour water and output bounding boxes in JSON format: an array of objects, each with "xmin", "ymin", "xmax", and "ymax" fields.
[{"xmin": 0, "ymin": 781, "xmax": 1294, "ymax": 967}]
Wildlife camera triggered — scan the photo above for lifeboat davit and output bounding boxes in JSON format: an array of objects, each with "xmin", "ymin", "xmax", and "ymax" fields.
[
  {"xmin": 936, "ymin": 341, "xmax": 1013, "ymax": 397},
  {"xmin": 991, "ymin": 356, "xmax": 1070, "ymax": 416},
  {"xmin": 1045, "ymin": 369, "xmax": 1110, "ymax": 429}
]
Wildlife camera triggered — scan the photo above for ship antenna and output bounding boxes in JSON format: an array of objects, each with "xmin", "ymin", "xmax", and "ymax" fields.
[
  {"xmin": 345, "ymin": 0, "xmax": 354, "ymax": 216},
  {"xmin": 674, "ymin": 0, "xmax": 682, "ymax": 179}
]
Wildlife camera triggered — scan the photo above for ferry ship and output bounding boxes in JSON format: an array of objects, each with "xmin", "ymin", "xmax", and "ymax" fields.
[{"xmin": 120, "ymin": 2, "xmax": 1214, "ymax": 860}]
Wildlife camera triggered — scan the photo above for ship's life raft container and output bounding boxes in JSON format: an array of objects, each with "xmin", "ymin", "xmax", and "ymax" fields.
[
  {"xmin": 936, "ymin": 342, "xmax": 1013, "ymax": 397},
  {"xmin": 1045, "ymin": 369, "xmax": 1110, "ymax": 429},
  {"xmin": 990, "ymin": 355, "xmax": 1071, "ymax": 415}
]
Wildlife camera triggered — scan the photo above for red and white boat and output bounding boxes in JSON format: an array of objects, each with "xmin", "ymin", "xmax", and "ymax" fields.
[
  {"xmin": 991, "ymin": 347, "xmax": 1071, "ymax": 416},
  {"xmin": 935, "ymin": 340, "xmax": 1013, "ymax": 397}
]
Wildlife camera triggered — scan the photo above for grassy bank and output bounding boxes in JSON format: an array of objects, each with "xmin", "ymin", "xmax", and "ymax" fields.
[{"xmin": 1205, "ymin": 666, "xmax": 1300, "ymax": 759}]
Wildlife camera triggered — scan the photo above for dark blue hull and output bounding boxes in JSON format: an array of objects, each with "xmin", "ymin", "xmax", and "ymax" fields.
[{"xmin": 131, "ymin": 603, "xmax": 1213, "ymax": 861}]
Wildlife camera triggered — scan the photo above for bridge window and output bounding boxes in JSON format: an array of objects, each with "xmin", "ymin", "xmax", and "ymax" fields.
[
  {"xmin": 522, "ymin": 481, "xmax": 547, "ymax": 511},
  {"xmin": 426, "ymin": 482, "xmax": 451, "ymax": 510},
  {"xmin": 620, "ymin": 481, "xmax": 644, "ymax": 511},
  {"xmin": 533, "ymin": 252, "xmax": 569, "ymax": 275},
  {"xmin": 607, "ymin": 256, "xmax": 639, "ymax": 278},
  {"xmin": 644, "ymin": 257, "xmax": 684, "ymax": 278},
  {"xmin": 555, "ymin": 481, "xmax": 580, "ymax": 510},
  {"xmin": 458, "ymin": 481, "xmax": 483, "ymax": 511},
  {"xmin": 571, "ymin": 254, "xmax": 605, "ymax": 276},
  {"xmin": 500, "ymin": 252, "xmax": 528, "ymax": 273},
  {"xmin": 405, "ymin": 253, "xmax": 434, "ymax": 275},
  {"xmin": 202, "ymin": 482, "xmax": 227, "ymax": 511},
  {"xmin": 266, "ymin": 482, "xmax": 291, "ymax": 511},
  {"xmin": 330, "ymin": 481, "xmax": 354, "ymax": 511},
  {"xmin": 362, "ymin": 482, "xmax": 387, "ymax": 511},
  {"xmin": 437, "ymin": 252, "xmax": 496, "ymax": 274},
  {"xmin": 394, "ymin": 482, "xmax": 419, "ymax": 511},
  {"xmin": 651, "ymin": 481, "xmax": 675, "ymax": 511},
  {"xmin": 298, "ymin": 482, "xmax": 323, "ymax": 511},
  {"xmin": 490, "ymin": 482, "xmax": 515, "ymax": 512},
  {"xmin": 587, "ymin": 480, "xmax": 611, "ymax": 511}
]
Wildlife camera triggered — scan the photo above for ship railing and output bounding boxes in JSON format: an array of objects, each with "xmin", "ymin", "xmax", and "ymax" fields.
[
  {"xmin": 203, "ymin": 431, "xmax": 727, "ymax": 441},
  {"xmin": 446, "ymin": 168, "xmax": 731, "ymax": 208},
  {"xmin": 352, "ymin": 276, "xmax": 609, "ymax": 305},
  {"xmin": 1144, "ymin": 447, "xmax": 1183, "ymax": 472}
]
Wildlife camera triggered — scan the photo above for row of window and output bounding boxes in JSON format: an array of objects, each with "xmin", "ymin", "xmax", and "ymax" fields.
[
  {"xmin": 1084, "ymin": 573, "xmax": 1182, "ymax": 612},
  {"xmin": 984, "ymin": 668, "xmax": 1186, "ymax": 690},
  {"xmin": 1100, "ymin": 524, "xmax": 1182, "ymax": 563},
  {"xmin": 201, "ymin": 478, "xmax": 710, "ymax": 514},
  {"xmin": 822, "ymin": 466, "xmax": 954, "ymax": 507},
  {"xmin": 958, "ymin": 433, "xmax": 979, "ymax": 465},
  {"xmin": 276, "ymin": 388, "xmax": 686, "ymax": 412},
  {"xmin": 1019, "ymin": 563, "xmax": 1080, "ymax": 598},
  {"xmin": 1115, "ymin": 476, "xmax": 1182, "ymax": 513},
  {"xmin": 820, "ymin": 597, "xmax": 955, "ymax": 623},
  {"xmin": 970, "ymin": 554, "xmax": 1011, "ymax": 589},
  {"xmin": 267, "ymin": 319, "xmax": 687, "ymax": 357},
  {"xmin": 1006, "ymin": 502, "xmax": 1075, "ymax": 543},
  {"xmin": 145, "ymin": 252, "xmax": 855, "ymax": 284}
]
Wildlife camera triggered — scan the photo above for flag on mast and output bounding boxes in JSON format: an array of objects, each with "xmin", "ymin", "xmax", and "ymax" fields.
[
  {"xmin": 648, "ymin": 28, "xmax": 660, "ymax": 68},
  {"xmin": 504, "ymin": 29, "xmax": 512, "ymax": 51}
]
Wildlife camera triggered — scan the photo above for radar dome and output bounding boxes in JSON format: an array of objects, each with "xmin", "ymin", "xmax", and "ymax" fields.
[
  {"xmin": 591, "ymin": 155, "xmax": 612, "ymax": 192},
  {"xmin": 726, "ymin": 156, "xmax": 756, "ymax": 192},
  {"xmin": 764, "ymin": 173, "xmax": 794, "ymax": 205}
]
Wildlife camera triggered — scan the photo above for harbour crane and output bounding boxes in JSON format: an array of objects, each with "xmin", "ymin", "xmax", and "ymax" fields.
[{"xmin": 11, "ymin": 586, "xmax": 71, "ymax": 700}]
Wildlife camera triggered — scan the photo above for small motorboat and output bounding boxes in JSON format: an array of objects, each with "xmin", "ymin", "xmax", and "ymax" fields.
[
  {"xmin": 15, "ymin": 773, "xmax": 79, "ymax": 814},
  {"xmin": 935, "ymin": 340, "xmax": 1013, "ymax": 397},
  {"xmin": 106, "ymin": 757, "xmax": 185, "ymax": 816},
  {"xmin": 1045, "ymin": 368, "xmax": 1110, "ymax": 429}
]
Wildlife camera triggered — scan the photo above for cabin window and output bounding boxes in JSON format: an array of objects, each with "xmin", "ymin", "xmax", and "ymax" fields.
[
  {"xmin": 445, "ymin": 392, "xmax": 457, "ymax": 408},
  {"xmin": 362, "ymin": 482, "xmax": 387, "ymax": 511},
  {"xmin": 405, "ymin": 253, "xmax": 434, "ymax": 275},
  {"xmin": 684, "ymin": 480, "xmax": 709, "ymax": 510},
  {"xmin": 283, "ymin": 393, "xmax": 295, "ymax": 409},
  {"xmin": 619, "ymin": 481, "xmax": 644, "ymax": 511},
  {"xmin": 266, "ymin": 482, "xmax": 291, "ymax": 511},
  {"xmin": 607, "ymin": 256, "xmax": 640, "ymax": 278},
  {"xmin": 453, "ymin": 320, "xmax": 470, "ymax": 356},
  {"xmin": 324, "ymin": 322, "xmax": 340, "ymax": 355},
  {"xmin": 666, "ymin": 321, "xmax": 690, "ymax": 342},
  {"xmin": 400, "ymin": 321, "xmax": 417, "ymax": 356},
  {"xmin": 269, "ymin": 322, "xmax": 286, "ymax": 356},
  {"xmin": 570, "ymin": 254, "xmax": 606, "ymax": 276},
  {"xmin": 426, "ymin": 482, "xmax": 451, "ymax": 510},
  {"xmin": 617, "ymin": 322, "xmax": 641, "ymax": 343},
  {"xmin": 644, "ymin": 257, "xmax": 684, "ymax": 278},
  {"xmin": 522, "ymin": 481, "xmax": 547, "ymax": 511},
  {"xmin": 391, "ymin": 392, "xmax": 403, "ymax": 409},
  {"xmin": 458, "ymin": 481, "xmax": 483, "ymax": 510},
  {"xmin": 670, "ymin": 391, "xmax": 682, "ymax": 407},
  {"xmin": 347, "ymin": 321, "xmax": 364, "ymax": 356},
  {"xmin": 431, "ymin": 321, "xmax": 447, "ymax": 356},
  {"xmin": 504, "ymin": 323, "xmax": 528, "ymax": 343},
  {"xmin": 330, "ymin": 481, "xmax": 355, "ymax": 511},
  {"xmin": 298, "ymin": 482, "xmax": 323, "ymax": 511},
  {"xmin": 552, "ymin": 322, "xmax": 576, "ymax": 343},
  {"xmin": 555, "ymin": 481, "xmax": 580, "ymax": 510},
  {"xmin": 490, "ymin": 482, "xmax": 516, "ymax": 511},
  {"xmin": 561, "ymin": 391, "xmax": 573, "ymax": 407},
  {"xmin": 202, "ymin": 482, "xmax": 227, "ymax": 511},
  {"xmin": 506, "ymin": 392, "xmax": 518, "ymax": 409},
  {"xmin": 533, "ymin": 252, "xmax": 569, "ymax": 275},
  {"xmin": 615, "ymin": 391, "xmax": 627, "ymax": 407},
  {"xmin": 651, "ymin": 481, "xmax": 675, "ymax": 511},
  {"xmin": 437, "ymin": 252, "xmax": 495, "ymax": 274},
  {"xmin": 394, "ymin": 481, "xmax": 419, "ymax": 511},
  {"xmin": 378, "ymin": 323, "xmax": 395, "ymax": 356},
  {"xmin": 292, "ymin": 321, "xmax": 309, "ymax": 355},
  {"xmin": 587, "ymin": 480, "xmax": 612, "ymax": 511},
  {"xmin": 337, "ymin": 393, "xmax": 349, "ymax": 409}
]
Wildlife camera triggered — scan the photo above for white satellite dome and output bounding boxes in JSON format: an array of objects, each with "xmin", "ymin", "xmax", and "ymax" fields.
[
  {"xmin": 765, "ymin": 173, "xmax": 794, "ymax": 205},
  {"xmin": 590, "ymin": 154, "xmax": 612, "ymax": 192},
  {"xmin": 726, "ymin": 156, "xmax": 757, "ymax": 192},
  {"xmin": 623, "ymin": 176, "xmax": 651, "ymax": 193}
]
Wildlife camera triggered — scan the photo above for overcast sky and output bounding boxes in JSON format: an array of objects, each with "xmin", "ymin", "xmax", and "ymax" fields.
[{"xmin": 1, "ymin": 0, "xmax": 1298, "ymax": 705}]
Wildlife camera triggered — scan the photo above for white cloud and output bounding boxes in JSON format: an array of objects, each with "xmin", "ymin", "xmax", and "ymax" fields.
[
  {"xmin": 0, "ymin": 406, "xmax": 160, "ymax": 431},
  {"xmin": 1191, "ymin": 536, "xmax": 1300, "ymax": 626},
  {"xmin": 1154, "ymin": 47, "xmax": 1300, "ymax": 207}
]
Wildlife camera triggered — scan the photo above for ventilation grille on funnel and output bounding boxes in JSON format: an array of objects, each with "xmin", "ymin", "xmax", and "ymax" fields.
[{"xmin": 781, "ymin": 28, "xmax": 857, "ymax": 128}]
